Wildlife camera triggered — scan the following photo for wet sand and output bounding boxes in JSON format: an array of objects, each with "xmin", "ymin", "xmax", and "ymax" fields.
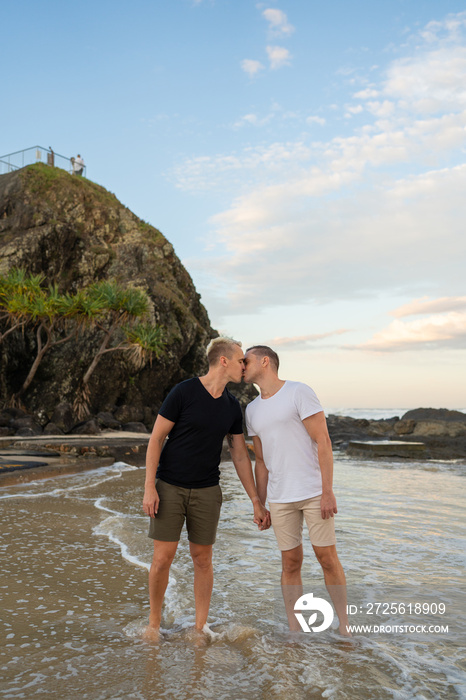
[{"xmin": 1, "ymin": 457, "xmax": 465, "ymax": 699}]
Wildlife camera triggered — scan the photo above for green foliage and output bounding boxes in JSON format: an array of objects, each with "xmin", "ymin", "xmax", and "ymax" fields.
[
  {"xmin": 0, "ymin": 268, "xmax": 165, "ymax": 402},
  {"xmin": 85, "ymin": 280, "xmax": 150, "ymax": 322},
  {"xmin": 124, "ymin": 322, "xmax": 165, "ymax": 367},
  {"xmin": 19, "ymin": 163, "xmax": 120, "ymax": 210}
]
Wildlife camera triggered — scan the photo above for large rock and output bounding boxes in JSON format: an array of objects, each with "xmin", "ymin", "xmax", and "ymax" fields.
[
  {"xmin": 413, "ymin": 421, "xmax": 466, "ymax": 438},
  {"xmin": 327, "ymin": 410, "xmax": 466, "ymax": 459},
  {"xmin": 50, "ymin": 403, "xmax": 75, "ymax": 433},
  {"xmin": 402, "ymin": 408, "xmax": 466, "ymax": 423},
  {"xmin": 114, "ymin": 405, "xmax": 144, "ymax": 424},
  {"xmin": 0, "ymin": 164, "xmax": 216, "ymax": 416}
]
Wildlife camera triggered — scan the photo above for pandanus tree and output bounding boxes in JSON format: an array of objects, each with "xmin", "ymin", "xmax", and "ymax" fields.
[
  {"xmin": 0, "ymin": 269, "xmax": 43, "ymax": 342},
  {"xmin": 0, "ymin": 272, "xmax": 81, "ymax": 404},
  {"xmin": 74, "ymin": 280, "xmax": 165, "ymax": 418},
  {"xmin": 0, "ymin": 271, "xmax": 165, "ymax": 413}
]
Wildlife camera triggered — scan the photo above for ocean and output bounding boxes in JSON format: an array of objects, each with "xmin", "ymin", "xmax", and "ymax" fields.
[{"xmin": 0, "ymin": 411, "xmax": 465, "ymax": 699}]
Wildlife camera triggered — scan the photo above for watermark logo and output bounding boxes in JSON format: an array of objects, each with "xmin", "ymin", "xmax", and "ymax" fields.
[{"xmin": 294, "ymin": 593, "xmax": 334, "ymax": 633}]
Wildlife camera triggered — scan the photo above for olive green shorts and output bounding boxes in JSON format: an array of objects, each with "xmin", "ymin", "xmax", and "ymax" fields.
[{"xmin": 148, "ymin": 479, "xmax": 223, "ymax": 546}]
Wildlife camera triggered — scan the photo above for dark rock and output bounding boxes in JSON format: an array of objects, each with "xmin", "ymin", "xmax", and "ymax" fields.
[
  {"xmin": 114, "ymin": 405, "xmax": 144, "ymax": 424},
  {"xmin": 366, "ymin": 419, "xmax": 397, "ymax": 437},
  {"xmin": 122, "ymin": 422, "xmax": 148, "ymax": 433},
  {"xmin": 33, "ymin": 410, "xmax": 50, "ymax": 427},
  {"xmin": 402, "ymin": 408, "xmax": 466, "ymax": 423},
  {"xmin": 11, "ymin": 416, "xmax": 43, "ymax": 434},
  {"xmin": 0, "ymin": 426, "xmax": 13, "ymax": 436},
  {"xmin": 50, "ymin": 403, "xmax": 75, "ymax": 433},
  {"xmin": 347, "ymin": 440, "xmax": 427, "ymax": 459},
  {"xmin": 43, "ymin": 422, "xmax": 64, "ymax": 435},
  {"xmin": 16, "ymin": 427, "xmax": 42, "ymax": 437},
  {"xmin": 0, "ymin": 411, "xmax": 13, "ymax": 427},
  {"xmin": 394, "ymin": 419, "xmax": 416, "ymax": 435},
  {"xmin": 229, "ymin": 381, "xmax": 259, "ymax": 410},
  {"xmin": 413, "ymin": 421, "xmax": 466, "ymax": 438},
  {"xmin": 96, "ymin": 412, "xmax": 121, "ymax": 430},
  {"xmin": 327, "ymin": 412, "xmax": 466, "ymax": 459},
  {"xmin": 0, "ymin": 408, "xmax": 26, "ymax": 423},
  {"xmin": 143, "ymin": 406, "xmax": 154, "ymax": 429},
  {"xmin": 71, "ymin": 419, "xmax": 101, "ymax": 435}
]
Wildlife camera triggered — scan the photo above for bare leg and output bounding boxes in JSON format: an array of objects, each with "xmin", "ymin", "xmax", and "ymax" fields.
[
  {"xmin": 147, "ymin": 540, "xmax": 178, "ymax": 639},
  {"xmin": 281, "ymin": 545, "xmax": 304, "ymax": 631},
  {"xmin": 189, "ymin": 542, "xmax": 214, "ymax": 630},
  {"xmin": 313, "ymin": 544, "xmax": 351, "ymax": 636}
]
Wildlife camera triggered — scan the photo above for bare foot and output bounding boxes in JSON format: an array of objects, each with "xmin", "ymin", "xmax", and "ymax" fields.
[
  {"xmin": 339, "ymin": 623, "xmax": 353, "ymax": 638},
  {"xmin": 142, "ymin": 625, "xmax": 161, "ymax": 643},
  {"xmin": 186, "ymin": 626, "xmax": 210, "ymax": 648}
]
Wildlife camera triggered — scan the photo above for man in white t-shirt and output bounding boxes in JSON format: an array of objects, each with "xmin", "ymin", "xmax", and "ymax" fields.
[
  {"xmin": 243, "ymin": 345, "xmax": 350, "ymax": 636},
  {"xmin": 72, "ymin": 154, "xmax": 85, "ymax": 176}
]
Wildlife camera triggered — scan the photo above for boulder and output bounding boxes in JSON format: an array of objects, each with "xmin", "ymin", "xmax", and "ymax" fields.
[
  {"xmin": 11, "ymin": 416, "xmax": 43, "ymax": 434},
  {"xmin": 16, "ymin": 427, "xmax": 42, "ymax": 437},
  {"xmin": 402, "ymin": 408, "xmax": 466, "ymax": 423},
  {"xmin": 70, "ymin": 419, "xmax": 101, "ymax": 435},
  {"xmin": 43, "ymin": 422, "xmax": 64, "ymax": 435},
  {"xmin": 394, "ymin": 419, "xmax": 416, "ymax": 435},
  {"xmin": 122, "ymin": 422, "xmax": 148, "ymax": 433},
  {"xmin": 50, "ymin": 403, "xmax": 75, "ymax": 433},
  {"xmin": 114, "ymin": 405, "xmax": 144, "ymax": 424},
  {"xmin": 413, "ymin": 421, "xmax": 466, "ymax": 438},
  {"xmin": 96, "ymin": 412, "xmax": 121, "ymax": 430}
]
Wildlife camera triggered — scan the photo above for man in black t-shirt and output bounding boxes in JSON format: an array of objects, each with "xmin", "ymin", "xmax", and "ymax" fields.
[{"xmin": 142, "ymin": 337, "xmax": 270, "ymax": 641}]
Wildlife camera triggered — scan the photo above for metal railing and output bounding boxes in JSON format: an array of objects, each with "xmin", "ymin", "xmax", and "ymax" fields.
[{"xmin": 0, "ymin": 146, "xmax": 87, "ymax": 177}]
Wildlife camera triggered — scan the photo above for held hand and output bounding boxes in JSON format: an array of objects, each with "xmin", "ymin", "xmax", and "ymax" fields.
[
  {"xmin": 253, "ymin": 501, "xmax": 271, "ymax": 530},
  {"xmin": 320, "ymin": 491, "xmax": 338, "ymax": 519},
  {"xmin": 143, "ymin": 484, "xmax": 160, "ymax": 518}
]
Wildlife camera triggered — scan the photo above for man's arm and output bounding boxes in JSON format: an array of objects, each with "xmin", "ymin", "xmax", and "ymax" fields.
[
  {"xmin": 251, "ymin": 436, "xmax": 268, "ymax": 506},
  {"xmin": 302, "ymin": 411, "xmax": 337, "ymax": 519},
  {"xmin": 227, "ymin": 433, "xmax": 271, "ymax": 530},
  {"xmin": 142, "ymin": 414, "xmax": 175, "ymax": 517}
]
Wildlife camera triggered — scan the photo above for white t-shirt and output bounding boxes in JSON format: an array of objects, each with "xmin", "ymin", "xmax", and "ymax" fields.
[{"xmin": 245, "ymin": 380, "xmax": 323, "ymax": 503}]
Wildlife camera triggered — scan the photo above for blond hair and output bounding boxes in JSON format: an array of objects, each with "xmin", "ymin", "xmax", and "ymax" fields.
[{"xmin": 206, "ymin": 336, "xmax": 242, "ymax": 366}]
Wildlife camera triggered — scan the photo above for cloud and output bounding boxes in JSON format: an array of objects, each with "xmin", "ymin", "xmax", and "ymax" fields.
[
  {"xmin": 241, "ymin": 59, "xmax": 264, "ymax": 77},
  {"xmin": 176, "ymin": 12, "xmax": 466, "ymax": 318},
  {"xmin": 306, "ymin": 115, "xmax": 326, "ymax": 126},
  {"xmin": 264, "ymin": 330, "xmax": 348, "ymax": 349},
  {"xmin": 391, "ymin": 296, "xmax": 466, "ymax": 317},
  {"xmin": 353, "ymin": 88, "xmax": 379, "ymax": 99},
  {"xmin": 186, "ymin": 163, "xmax": 466, "ymax": 315},
  {"xmin": 352, "ymin": 311, "xmax": 466, "ymax": 351},
  {"xmin": 344, "ymin": 104, "xmax": 364, "ymax": 118},
  {"xmin": 263, "ymin": 8, "xmax": 295, "ymax": 36},
  {"xmin": 266, "ymin": 45, "xmax": 292, "ymax": 69},
  {"xmin": 171, "ymin": 141, "xmax": 311, "ymax": 191},
  {"xmin": 383, "ymin": 47, "xmax": 466, "ymax": 114}
]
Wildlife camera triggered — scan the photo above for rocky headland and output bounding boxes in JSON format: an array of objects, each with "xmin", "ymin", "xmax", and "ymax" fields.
[
  {"xmin": 0, "ymin": 164, "xmax": 254, "ymax": 425},
  {"xmin": 327, "ymin": 407, "xmax": 466, "ymax": 459}
]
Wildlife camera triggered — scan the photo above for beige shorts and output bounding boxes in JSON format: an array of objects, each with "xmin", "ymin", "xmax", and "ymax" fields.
[{"xmin": 269, "ymin": 495, "xmax": 336, "ymax": 551}]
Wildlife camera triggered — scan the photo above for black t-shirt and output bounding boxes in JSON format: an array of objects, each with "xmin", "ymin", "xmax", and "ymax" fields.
[{"xmin": 156, "ymin": 377, "xmax": 243, "ymax": 488}]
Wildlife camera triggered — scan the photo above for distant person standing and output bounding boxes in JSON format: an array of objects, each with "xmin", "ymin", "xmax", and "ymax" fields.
[
  {"xmin": 72, "ymin": 154, "xmax": 85, "ymax": 176},
  {"xmin": 243, "ymin": 345, "xmax": 350, "ymax": 636}
]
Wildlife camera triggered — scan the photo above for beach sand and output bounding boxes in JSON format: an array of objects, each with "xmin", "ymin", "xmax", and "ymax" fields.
[{"xmin": 1, "ymin": 456, "xmax": 465, "ymax": 699}]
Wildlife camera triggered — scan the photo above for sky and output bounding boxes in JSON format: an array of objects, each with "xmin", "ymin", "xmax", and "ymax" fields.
[{"xmin": 1, "ymin": 0, "xmax": 465, "ymax": 409}]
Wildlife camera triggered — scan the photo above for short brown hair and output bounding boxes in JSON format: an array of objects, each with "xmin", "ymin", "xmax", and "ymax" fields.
[
  {"xmin": 246, "ymin": 345, "xmax": 280, "ymax": 372},
  {"xmin": 206, "ymin": 337, "xmax": 242, "ymax": 366}
]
